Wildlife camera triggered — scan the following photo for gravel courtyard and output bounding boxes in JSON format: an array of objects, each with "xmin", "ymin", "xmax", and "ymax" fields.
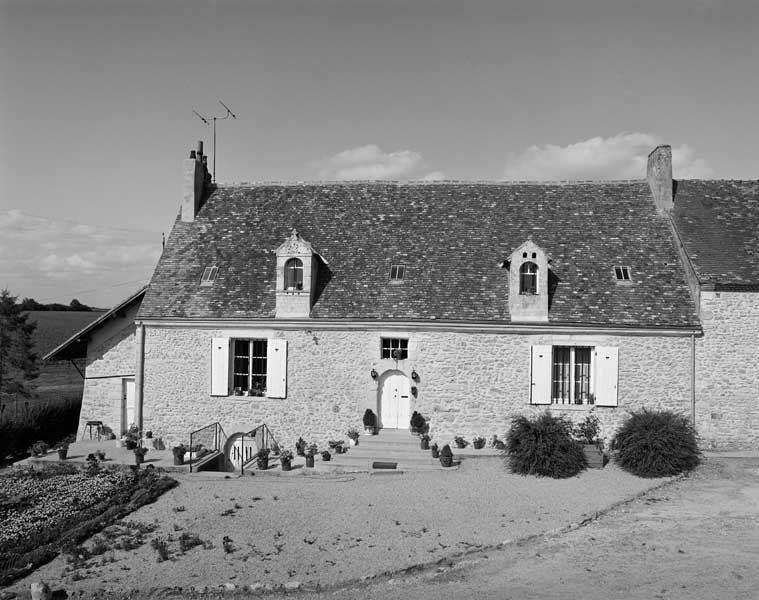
[{"xmin": 7, "ymin": 457, "xmax": 672, "ymax": 597}]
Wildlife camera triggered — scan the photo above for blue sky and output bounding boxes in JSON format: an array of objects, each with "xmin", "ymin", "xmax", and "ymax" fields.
[{"xmin": 1, "ymin": 0, "xmax": 757, "ymax": 307}]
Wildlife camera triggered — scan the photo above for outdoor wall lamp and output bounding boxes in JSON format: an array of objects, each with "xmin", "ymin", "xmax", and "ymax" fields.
[
  {"xmin": 411, "ymin": 369, "xmax": 419, "ymax": 382},
  {"xmin": 370, "ymin": 368, "xmax": 378, "ymax": 380},
  {"xmin": 411, "ymin": 386, "xmax": 418, "ymax": 397}
]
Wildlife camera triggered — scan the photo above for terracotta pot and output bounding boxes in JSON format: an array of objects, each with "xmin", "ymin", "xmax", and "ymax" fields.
[
  {"xmin": 281, "ymin": 460, "xmax": 291, "ymax": 472},
  {"xmin": 58, "ymin": 448, "xmax": 68, "ymax": 460},
  {"xmin": 421, "ymin": 439, "xmax": 430, "ymax": 450},
  {"xmin": 440, "ymin": 455, "xmax": 453, "ymax": 468},
  {"xmin": 305, "ymin": 455, "xmax": 315, "ymax": 468},
  {"xmin": 257, "ymin": 458, "xmax": 269, "ymax": 470}
]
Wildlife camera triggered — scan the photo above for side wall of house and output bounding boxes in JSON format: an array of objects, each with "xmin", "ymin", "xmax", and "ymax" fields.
[
  {"xmin": 696, "ymin": 291, "xmax": 759, "ymax": 449},
  {"xmin": 142, "ymin": 325, "xmax": 692, "ymax": 450},
  {"xmin": 77, "ymin": 307, "xmax": 138, "ymax": 438}
]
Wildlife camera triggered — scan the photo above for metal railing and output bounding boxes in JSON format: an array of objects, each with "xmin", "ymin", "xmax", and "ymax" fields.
[
  {"xmin": 188, "ymin": 422, "xmax": 227, "ymax": 473},
  {"xmin": 239, "ymin": 423, "xmax": 279, "ymax": 475}
]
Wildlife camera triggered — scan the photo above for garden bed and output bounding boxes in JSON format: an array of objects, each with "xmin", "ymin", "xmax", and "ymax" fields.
[{"xmin": 0, "ymin": 463, "xmax": 177, "ymax": 585}]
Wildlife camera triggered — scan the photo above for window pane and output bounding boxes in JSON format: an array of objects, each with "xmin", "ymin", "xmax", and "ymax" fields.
[
  {"xmin": 519, "ymin": 262, "xmax": 538, "ymax": 295},
  {"xmin": 251, "ymin": 339, "xmax": 267, "ymax": 393},
  {"xmin": 285, "ymin": 258, "xmax": 303, "ymax": 290},
  {"xmin": 233, "ymin": 340, "xmax": 250, "ymax": 391},
  {"xmin": 552, "ymin": 347, "xmax": 570, "ymax": 404},
  {"xmin": 574, "ymin": 347, "xmax": 592, "ymax": 404}
]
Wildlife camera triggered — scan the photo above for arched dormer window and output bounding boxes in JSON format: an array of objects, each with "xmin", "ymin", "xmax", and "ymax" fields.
[
  {"xmin": 284, "ymin": 258, "xmax": 303, "ymax": 290},
  {"xmin": 519, "ymin": 262, "xmax": 538, "ymax": 295}
]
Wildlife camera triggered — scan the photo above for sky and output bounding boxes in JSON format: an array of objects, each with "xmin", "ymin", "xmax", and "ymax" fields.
[{"xmin": 1, "ymin": 0, "xmax": 757, "ymax": 308}]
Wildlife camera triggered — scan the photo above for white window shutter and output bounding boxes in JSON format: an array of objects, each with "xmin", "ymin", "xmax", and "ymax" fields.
[
  {"xmin": 594, "ymin": 346, "xmax": 619, "ymax": 407},
  {"xmin": 267, "ymin": 339, "xmax": 288, "ymax": 398},
  {"xmin": 210, "ymin": 337, "xmax": 230, "ymax": 396},
  {"xmin": 530, "ymin": 345, "xmax": 552, "ymax": 405}
]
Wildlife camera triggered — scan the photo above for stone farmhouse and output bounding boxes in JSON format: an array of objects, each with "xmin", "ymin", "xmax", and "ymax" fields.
[{"xmin": 46, "ymin": 143, "xmax": 758, "ymax": 455}]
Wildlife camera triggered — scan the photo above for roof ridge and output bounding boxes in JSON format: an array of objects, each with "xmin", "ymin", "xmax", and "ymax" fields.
[{"xmin": 216, "ymin": 179, "xmax": 648, "ymax": 187}]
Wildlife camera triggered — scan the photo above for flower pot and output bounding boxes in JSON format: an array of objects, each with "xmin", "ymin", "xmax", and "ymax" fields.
[
  {"xmin": 173, "ymin": 454, "xmax": 184, "ymax": 466},
  {"xmin": 281, "ymin": 460, "xmax": 291, "ymax": 472},
  {"xmin": 494, "ymin": 441, "xmax": 505, "ymax": 450},
  {"xmin": 257, "ymin": 458, "xmax": 269, "ymax": 470},
  {"xmin": 305, "ymin": 455, "xmax": 315, "ymax": 468},
  {"xmin": 431, "ymin": 448, "xmax": 439, "ymax": 459},
  {"xmin": 420, "ymin": 439, "xmax": 430, "ymax": 450},
  {"xmin": 440, "ymin": 455, "xmax": 453, "ymax": 468},
  {"xmin": 349, "ymin": 438, "xmax": 358, "ymax": 446},
  {"xmin": 135, "ymin": 454, "xmax": 144, "ymax": 465},
  {"xmin": 58, "ymin": 448, "xmax": 68, "ymax": 460},
  {"xmin": 322, "ymin": 453, "xmax": 331, "ymax": 462},
  {"xmin": 364, "ymin": 426, "xmax": 375, "ymax": 435},
  {"xmin": 473, "ymin": 440, "xmax": 485, "ymax": 450}
]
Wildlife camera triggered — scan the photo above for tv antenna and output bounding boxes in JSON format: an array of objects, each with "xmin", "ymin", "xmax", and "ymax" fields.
[{"xmin": 192, "ymin": 100, "xmax": 237, "ymax": 183}]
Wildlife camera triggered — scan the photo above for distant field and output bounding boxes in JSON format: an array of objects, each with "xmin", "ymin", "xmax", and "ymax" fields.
[{"xmin": 26, "ymin": 310, "xmax": 106, "ymax": 357}]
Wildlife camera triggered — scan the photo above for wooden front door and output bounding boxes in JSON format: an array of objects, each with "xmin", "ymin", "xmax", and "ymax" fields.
[
  {"xmin": 380, "ymin": 372, "xmax": 411, "ymax": 429},
  {"xmin": 122, "ymin": 378, "xmax": 135, "ymax": 434}
]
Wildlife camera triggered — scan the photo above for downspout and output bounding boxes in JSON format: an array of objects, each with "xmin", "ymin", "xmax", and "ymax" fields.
[
  {"xmin": 691, "ymin": 333, "xmax": 696, "ymax": 427},
  {"xmin": 135, "ymin": 322, "xmax": 145, "ymax": 433}
]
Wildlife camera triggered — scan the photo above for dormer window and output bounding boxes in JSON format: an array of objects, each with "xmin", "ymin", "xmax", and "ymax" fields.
[
  {"xmin": 200, "ymin": 266, "xmax": 218, "ymax": 286},
  {"xmin": 389, "ymin": 264, "xmax": 406, "ymax": 281},
  {"xmin": 614, "ymin": 266, "xmax": 632, "ymax": 281},
  {"xmin": 284, "ymin": 258, "xmax": 303, "ymax": 290},
  {"xmin": 519, "ymin": 262, "xmax": 538, "ymax": 295}
]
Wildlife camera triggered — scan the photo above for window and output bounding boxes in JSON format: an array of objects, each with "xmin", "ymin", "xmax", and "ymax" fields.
[
  {"xmin": 389, "ymin": 264, "xmax": 406, "ymax": 281},
  {"xmin": 233, "ymin": 339, "xmax": 267, "ymax": 394},
  {"xmin": 614, "ymin": 266, "xmax": 632, "ymax": 281},
  {"xmin": 284, "ymin": 258, "xmax": 303, "ymax": 290},
  {"xmin": 200, "ymin": 266, "xmax": 218, "ymax": 286},
  {"xmin": 519, "ymin": 262, "xmax": 538, "ymax": 295},
  {"xmin": 552, "ymin": 346, "xmax": 593, "ymax": 405},
  {"xmin": 531, "ymin": 345, "xmax": 617, "ymax": 406},
  {"xmin": 381, "ymin": 338, "xmax": 408, "ymax": 360}
]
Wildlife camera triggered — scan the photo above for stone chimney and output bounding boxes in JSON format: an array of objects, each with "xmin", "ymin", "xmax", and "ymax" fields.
[
  {"xmin": 647, "ymin": 145, "xmax": 673, "ymax": 213},
  {"xmin": 181, "ymin": 141, "xmax": 210, "ymax": 222}
]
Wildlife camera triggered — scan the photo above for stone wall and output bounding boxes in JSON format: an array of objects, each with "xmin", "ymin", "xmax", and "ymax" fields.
[
  {"xmin": 77, "ymin": 305, "xmax": 139, "ymax": 438},
  {"xmin": 696, "ymin": 291, "xmax": 759, "ymax": 449},
  {"xmin": 142, "ymin": 325, "xmax": 693, "ymax": 450}
]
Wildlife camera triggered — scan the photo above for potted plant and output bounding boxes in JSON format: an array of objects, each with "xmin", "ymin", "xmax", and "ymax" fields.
[
  {"xmin": 124, "ymin": 424, "xmax": 140, "ymax": 450},
  {"xmin": 56, "ymin": 441, "xmax": 69, "ymax": 460},
  {"xmin": 575, "ymin": 411, "xmax": 604, "ymax": 468},
  {"xmin": 490, "ymin": 435, "xmax": 505, "ymax": 450},
  {"xmin": 362, "ymin": 409, "xmax": 377, "ymax": 435},
  {"xmin": 29, "ymin": 440, "xmax": 49, "ymax": 458},
  {"xmin": 321, "ymin": 449, "xmax": 332, "ymax": 462},
  {"xmin": 410, "ymin": 411, "xmax": 426, "ymax": 434},
  {"xmin": 145, "ymin": 430, "xmax": 153, "ymax": 439},
  {"xmin": 454, "ymin": 436, "xmax": 469, "ymax": 449},
  {"xmin": 473, "ymin": 436, "xmax": 485, "ymax": 449},
  {"xmin": 328, "ymin": 440, "xmax": 345, "ymax": 454},
  {"xmin": 305, "ymin": 445, "xmax": 316, "ymax": 468},
  {"xmin": 430, "ymin": 442, "xmax": 439, "ymax": 459},
  {"xmin": 95, "ymin": 449, "xmax": 106, "ymax": 461},
  {"xmin": 279, "ymin": 449, "xmax": 294, "ymax": 471},
  {"xmin": 420, "ymin": 433, "xmax": 430, "ymax": 450},
  {"xmin": 440, "ymin": 444, "xmax": 454, "ymax": 468},
  {"xmin": 172, "ymin": 444, "xmax": 186, "ymax": 465},
  {"xmin": 347, "ymin": 428, "xmax": 360, "ymax": 446},
  {"xmin": 256, "ymin": 448, "xmax": 271, "ymax": 470},
  {"xmin": 134, "ymin": 446, "xmax": 148, "ymax": 465},
  {"xmin": 295, "ymin": 437, "xmax": 307, "ymax": 456}
]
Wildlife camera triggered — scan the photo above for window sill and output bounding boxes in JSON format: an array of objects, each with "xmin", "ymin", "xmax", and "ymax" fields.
[{"xmin": 548, "ymin": 404, "xmax": 597, "ymax": 410}]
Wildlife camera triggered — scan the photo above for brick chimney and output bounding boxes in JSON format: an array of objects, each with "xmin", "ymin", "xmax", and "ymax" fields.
[
  {"xmin": 647, "ymin": 145, "xmax": 673, "ymax": 213},
  {"xmin": 181, "ymin": 141, "xmax": 211, "ymax": 222}
]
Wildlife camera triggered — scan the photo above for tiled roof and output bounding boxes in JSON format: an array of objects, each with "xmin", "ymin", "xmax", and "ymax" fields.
[
  {"xmin": 139, "ymin": 182, "xmax": 699, "ymax": 328},
  {"xmin": 671, "ymin": 180, "xmax": 759, "ymax": 287}
]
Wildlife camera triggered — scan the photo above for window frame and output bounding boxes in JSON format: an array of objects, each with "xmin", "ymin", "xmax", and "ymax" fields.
[
  {"xmin": 519, "ymin": 262, "xmax": 538, "ymax": 295},
  {"xmin": 381, "ymin": 337, "xmax": 409, "ymax": 360},
  {"xmin": 284, "ymin": 258, "xmax": 304, "ymax": 291},
  {"xmin": 232, "ymin": 339, "xmax": 268, "ymax": 395},
  {"xmin": 200, "ymin": 266, "xmax": 218, "ymax": 286},
  {"xmin": 614, "ymin": 266, "xmax": 632, "ymax": 282},
  {"xmin": 551, "ymin": 345, "xmax": 594, "ymax": 405},
  {"xmin": 389, "ymin": 264, "xmax": 406, "ymax": 281}
]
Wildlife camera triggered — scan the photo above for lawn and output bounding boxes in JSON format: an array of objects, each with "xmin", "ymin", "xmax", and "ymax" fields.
[{"xmin": 0, "ymin": 462, "xmax": 177, "ymax": 586}]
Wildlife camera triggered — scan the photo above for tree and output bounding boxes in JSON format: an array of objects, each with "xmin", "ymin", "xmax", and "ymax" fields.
[{"xmin": 0, "ymin": 289, "xmax": 39, "ymax": 399}]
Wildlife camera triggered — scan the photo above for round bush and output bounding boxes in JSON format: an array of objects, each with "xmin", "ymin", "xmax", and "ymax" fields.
[
  {"xmin": 612, "ymin": 409, "xmax": 700, "ymax": 478},
  {"xmin": 506, "ymin": 412, "xmax": 587, "ymax": 478}
]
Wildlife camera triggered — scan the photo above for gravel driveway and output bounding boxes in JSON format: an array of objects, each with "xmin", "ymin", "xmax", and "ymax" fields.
[{"xmin": 7, "ymin": 457, "xmax": 672, "ymax": 597}]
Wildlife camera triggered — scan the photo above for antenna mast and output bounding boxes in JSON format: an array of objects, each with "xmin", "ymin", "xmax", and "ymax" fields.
[{"xmin": 192, "ymin": 100, "xmax": 237, "ymax": 183}]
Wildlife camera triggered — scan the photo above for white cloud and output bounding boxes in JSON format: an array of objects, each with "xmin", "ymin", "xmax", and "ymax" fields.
[
  {"xmin": 0, "ymin": 210, "xmax": 161, "ymax": 305},
  {"xmin": 318, "ymin": 144, "xmax": 427, "ymax": 180},
  {"xmin": 503, "ymin": 133, "xmax": 714, "ymax": 181}
]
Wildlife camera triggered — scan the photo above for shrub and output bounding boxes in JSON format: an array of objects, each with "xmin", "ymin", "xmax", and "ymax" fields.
[
  {"xmin": 150, "ymin": 537, "xmax": 169, "ymax": 562},
  {"xmin": 506, "ymin": 412, "xmax": 587, "ymax": 478},
  {"xmin": 612, "ymin": 409, "xmax": 700, "ymax": 477}
]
